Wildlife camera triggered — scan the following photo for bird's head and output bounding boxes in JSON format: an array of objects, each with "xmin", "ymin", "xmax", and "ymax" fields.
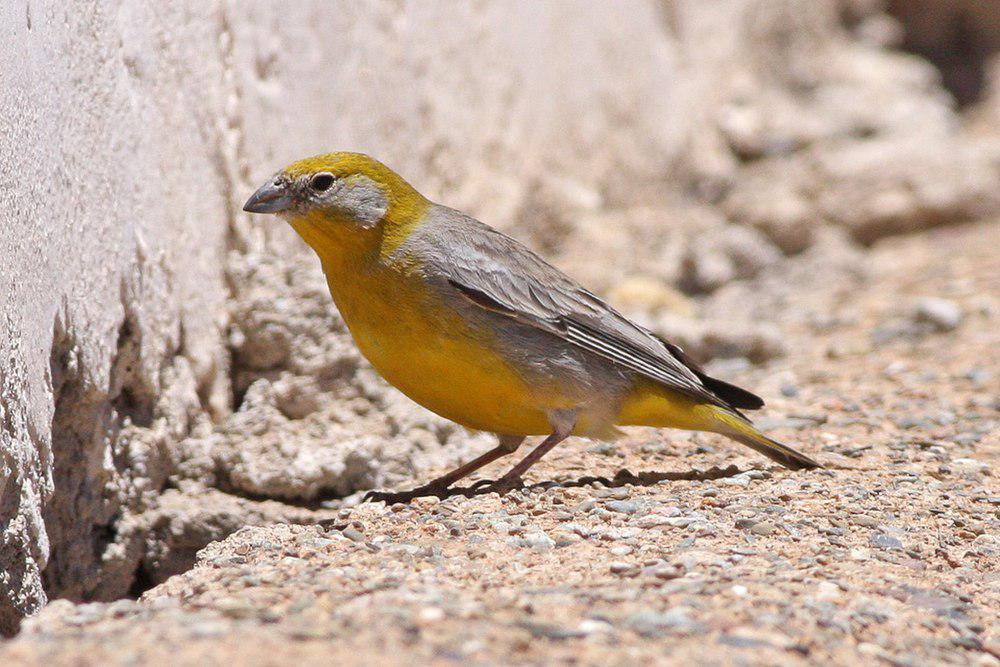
[{"xmin": 243, "ymin": 153, "xmax": 429, "ymax": 243}]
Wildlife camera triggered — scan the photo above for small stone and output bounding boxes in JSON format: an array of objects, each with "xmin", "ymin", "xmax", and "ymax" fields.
[
  {"xmin": 524, "ymin": 531, "xmax": 555, "ymax": 552},
  {"xmin": 721, "ymin": 473, "xmax": 754, "ymax": 488},
  {"xmin": 951, "ymin": 458, "xmax": 989, "ymax": 478},
  {"xmin": 869, "ymin": 533, "xmax": 903, "ymax": 551},
  {"xmin": 517, "ymin": 621, "xmax": 587, "ymax": 640},
  {"xmin": 573, "ymin": 499, "xmax": 598, "ymax": 514},
  {"xmin": 578, "ymin": 619, "xmax": 614, "ymax": 635},
  {"xmin": 342, "ymin": 528, "xmax": 366, "ymax": 542},
  {"xmin": 606, "ymin": 500, "xmax": 640, "ymax": 514},
  {"xmin": 895, "ymin": 415, "xmax": 933, "ymax": 430},
  {"xmin": 609, "ymin": 561, "xmax": 639, "ymax": 576},
  {"xmin": 553, "ymin": 532, "xmax": 581, "ymax": 547},
  {"xmin": 914, "ymin": 297, "xmax": 963, "ymax": 332},
  {"xmin": 816, "ymin": 581, "xmax": 841, "ymax": 601},
  {"xmin": 636, "ymin": 515, "xmax": 673, "ymax": 529},
  {"xmin": 750, "ymin": 522, "xmax": 777, "ymax": 536},
  {"xmin": 625, "ymin": 610, "xmax": 702, "ymax": 637},
  {"xmin": 417, "ymin": 607, "xmax": 445, "ymax": 625},
  {"xmin": 661, "ymin": 517, "xmax": 695, "ymax": 528},
  {"xmin": 966, "ymin": 367, "xmax": 992, "ymax": 387},
  {"xmin": 590, "ymin": 442, "xmax": 618, "ymax": 456},
  {"xmin": 652, "ymin": 565, "xmax": 683, "ymax": 580}
]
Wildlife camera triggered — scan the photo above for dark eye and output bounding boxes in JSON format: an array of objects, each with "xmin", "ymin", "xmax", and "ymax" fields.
[{"xmin": 310, "ymin": 173, "xmax": 335, "ymax": 192}]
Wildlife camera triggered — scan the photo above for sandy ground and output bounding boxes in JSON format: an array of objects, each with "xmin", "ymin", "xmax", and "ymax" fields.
[{"xmin": 1, "ymin": 221, "xmax": 996, "ymax": 665}]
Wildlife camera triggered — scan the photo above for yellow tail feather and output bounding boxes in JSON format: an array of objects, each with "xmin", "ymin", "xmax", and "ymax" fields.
[{"xmin": 710, "ymin": 408, "xmax": 821, "ymax": 471}]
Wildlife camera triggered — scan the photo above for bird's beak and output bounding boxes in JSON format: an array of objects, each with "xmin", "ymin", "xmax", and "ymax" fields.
[{"xmin": 243, "ymin": 178, "xmax": 294, "ymax": 214}]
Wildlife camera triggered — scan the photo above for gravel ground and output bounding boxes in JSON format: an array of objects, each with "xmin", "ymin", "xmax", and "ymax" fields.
[{"xmin": 2, "ymin": 221, "xmax": 997, "ymax": 665}]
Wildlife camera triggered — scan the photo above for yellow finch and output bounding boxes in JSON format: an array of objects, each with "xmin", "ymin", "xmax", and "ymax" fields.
[{"xmin": 244, "ymin": 153, "xmax": 819, "ymax": 500}]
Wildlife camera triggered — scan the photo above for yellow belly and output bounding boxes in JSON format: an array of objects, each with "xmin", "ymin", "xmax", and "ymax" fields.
[
  {"xmin": 325, "ymin": 265, "xmax": 554, "ymax": 435},
  {"xmin": 616, "ymin": 378, "xmax": 719, "ymax": 431}
]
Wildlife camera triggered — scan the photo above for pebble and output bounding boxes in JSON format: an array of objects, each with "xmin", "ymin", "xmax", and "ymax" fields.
[
  {"xmin": 552, "ymin": 532, "xmax": 581, "ymax": 547},
  {"xmin": 417, "ymin": 607, "xmax": 445, "ymax": 625},
  {"xmin": 606, "ymin": 488, "xmax": 632, "ymax": 500},
  {"xmin": 606, "ymin": 500, "xmax": 640, "ymax": 514},
  {"xmin": 869, "ymin": 533, "xmax": 903, "ymax": 551},
  {"xmin": 342, "ymin": 529, "xmax": 366, "ymax": 543},
  {"xmin": 965, "ymin": 367, "xmax": 992, "ymax": 386},
  {"xmin": 651, "ymin": 565, "xmax": 683, "ymax": 580},
  {"xmin": 517, "ymin": 621, "xmax": 587, "ymax": 640},
  {"xmin": 577, "ymin": 619, "xmax": 614, "ymax": 635},
  {"xmin": 636, "ymin": 515, "xmax": 677, "ymax": 529},
  {"xmin": 894, "ymin": 415, "xmax": 934, "ymax": 430},
  {"xmin": 950, "ymin": 458, "xmax": 989, "ymax": 477},
  {"xmin": 780, "ymin": 383, "xmax": 799, "ymax": 397},
  {"xmin": 720, "ymin": 473, "xmax": 754, "ymax": 488},
  {"xmin": 573, "ymin": 499, "xmax": 598, "ymax": 514},
  {"xmin": 914, "ymin": 297, "xmax": 963, "ymax": 331},
  {"xmin": 609, "ymin": 562, "xmax": 639, "ymax": 576},
  {"xmin": 750, "ymin": 522, "xmax": 777, "ymax": 536},
  {"xmin": 815, "ymin": 581, "xmax": 841, "ymax": 601},
  {"xmin": 524, "ymin": 531, "xmax": 555, "ymax": 552},
  {"xmin": 625, "ymin": 610, "xmax": 702, "ymax": 637}
]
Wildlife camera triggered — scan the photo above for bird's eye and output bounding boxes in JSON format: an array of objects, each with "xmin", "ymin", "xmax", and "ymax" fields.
[{"xmin": 310, "ymin": 173, "xmax": 335, "ymax": 192}]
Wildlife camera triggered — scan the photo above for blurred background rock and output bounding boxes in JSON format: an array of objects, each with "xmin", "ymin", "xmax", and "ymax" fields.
[{"xmin": 1, "ymin": 0, "xmax": 997, "ymax": 633}]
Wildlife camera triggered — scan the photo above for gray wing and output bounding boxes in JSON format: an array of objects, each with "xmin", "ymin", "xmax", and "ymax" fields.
[{"xmin": 410, "ymin": 208, "xmax": 763, "ymax": 412}]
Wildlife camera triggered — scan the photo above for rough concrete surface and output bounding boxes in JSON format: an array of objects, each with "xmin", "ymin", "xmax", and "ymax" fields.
[{"xmin": 1, "ymin": 0, "xmax": 998, "ymax": 651}]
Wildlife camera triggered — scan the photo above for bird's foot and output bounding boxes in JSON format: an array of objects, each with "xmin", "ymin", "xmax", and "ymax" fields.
[
  {"xmin": 362, "ymin": 483, "xmax": 448, "ymax": 504},
  {"xmin": 480, "ymin": 475, "xmax": 525, "ymax": 495}
]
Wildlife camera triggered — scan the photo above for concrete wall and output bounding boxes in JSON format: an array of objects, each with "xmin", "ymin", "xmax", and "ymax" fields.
[{"xmin": 1, "ymin": 2, "xmax": 234, "ymax": 629}]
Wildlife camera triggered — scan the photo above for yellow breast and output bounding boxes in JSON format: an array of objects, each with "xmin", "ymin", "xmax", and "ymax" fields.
[{"xmin": 320, "ymin": 253, "xmax": 554, "ymax": 436}]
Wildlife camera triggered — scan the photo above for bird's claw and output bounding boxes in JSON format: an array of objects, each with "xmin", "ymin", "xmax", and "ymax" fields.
[
  {"xmin": 363, "ymin": 484, "xmax": 445, "ymax": 504},
  {"xmin": 467, "ymin": 478, "xmax": 497, "ymax": 492},
  {"xmin": 480, "ymin": 476, "xmax": 525, "ymax": 495}
]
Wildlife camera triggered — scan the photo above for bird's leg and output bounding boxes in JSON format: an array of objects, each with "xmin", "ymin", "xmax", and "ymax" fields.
[
  {"xmin": 485, "ymin": 413, "xmax": 576, "ymax": 494},
  {"xmin": 364, "ymin": 435, "xmax": 524, "ymax": 503}
]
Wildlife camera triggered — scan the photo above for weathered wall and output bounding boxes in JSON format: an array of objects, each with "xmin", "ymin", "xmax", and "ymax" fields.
[
  {"xmin": 0, "ymin": 2, "xmax": 234, "ymax": 631},
  {"xmin": 1, "ymin": 0, "xmax": 998, "ymax": 633}
]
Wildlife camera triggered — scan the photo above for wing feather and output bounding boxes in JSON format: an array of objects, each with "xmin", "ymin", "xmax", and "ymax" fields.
[{"xmin": 417, "ymin": 208, "xmax": 762, "ymax": 412}]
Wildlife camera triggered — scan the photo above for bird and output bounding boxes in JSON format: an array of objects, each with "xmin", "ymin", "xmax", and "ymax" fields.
[{"xmin": 243, "ymin": 152, "xmax": 820, "ymax": 501}]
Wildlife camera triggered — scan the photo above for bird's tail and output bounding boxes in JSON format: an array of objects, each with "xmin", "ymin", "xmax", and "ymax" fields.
[{"xmin": 711, "ymin": 408, "xmax": 821, "ymax": 471}]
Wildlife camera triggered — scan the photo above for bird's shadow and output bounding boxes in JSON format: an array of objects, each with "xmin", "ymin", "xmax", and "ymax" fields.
[{"xmin": 362, "ymin": 464, "xmax": 744, "ymax": 504}]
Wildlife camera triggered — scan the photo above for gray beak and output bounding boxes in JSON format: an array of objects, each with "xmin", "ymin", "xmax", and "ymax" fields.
[{"xmin": 243, "ymin": 178, "xmax": 294, "ymax": 214}]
